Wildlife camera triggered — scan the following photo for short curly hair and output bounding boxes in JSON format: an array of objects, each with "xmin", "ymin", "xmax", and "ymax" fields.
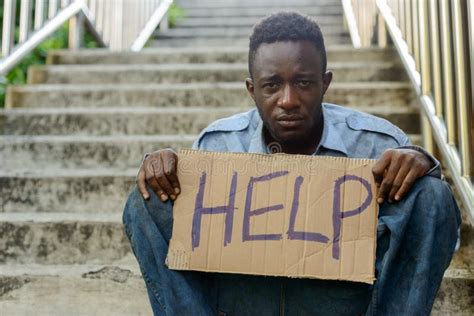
[{"xmin": 248, "ymin": 11, "xmax": 327, "ymax": 78}]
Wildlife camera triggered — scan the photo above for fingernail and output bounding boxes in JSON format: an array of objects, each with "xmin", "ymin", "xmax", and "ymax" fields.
[
  {"xmin": 160, "ymin": 194, "xmax": 168, "ymax": 201},
  {"xmin": 143, "ymin": 194, "xmax": 149, "ymax": 200},
  {"xmin": 395, "ymin": 195, "xmax": 400, "ymax": 201},
  {"xmin": 377, "ymin": 198, "xmax": 384, "ymax": 204},
  {"xmin": 170, "ymin": 194, "xmax": 176, "ymax": 200},
  {"xmin": 174, "ymin": 187, "xmax": 180, "ymax": 195}
]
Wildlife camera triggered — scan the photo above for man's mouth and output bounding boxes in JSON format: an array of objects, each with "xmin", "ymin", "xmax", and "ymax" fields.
[{"xmin": 276, "ymin": 117, "xmax": 304, "ymax": 128}]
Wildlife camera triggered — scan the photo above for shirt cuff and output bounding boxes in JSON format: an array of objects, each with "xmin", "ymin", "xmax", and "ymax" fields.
[{"xmin": 396, "ymin": 145, "xmax": 442, "ymax": 179}]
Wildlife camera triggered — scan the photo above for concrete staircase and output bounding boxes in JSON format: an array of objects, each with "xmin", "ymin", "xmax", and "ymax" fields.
[{"xmin": 0, "ymin": 0, "xmax": 472, "ymax": 314}]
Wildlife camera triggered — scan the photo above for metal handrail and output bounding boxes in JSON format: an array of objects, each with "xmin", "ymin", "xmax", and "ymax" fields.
[
  {"xmin": 0, "ymin": 0, "xmax": 173, "ymax": 75},
  {"xmin": 343, "ymin": 0, "xmax": 474, "ymax": 223}
]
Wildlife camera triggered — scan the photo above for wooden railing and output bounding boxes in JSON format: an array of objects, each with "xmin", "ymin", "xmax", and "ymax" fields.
[
  {"xmin": 343, "ymin": 0, "xmax": 473, "ymax": 223},
  {"xmin": 1, "ymin": 0, "xmax": 173, "ymax": 75}
]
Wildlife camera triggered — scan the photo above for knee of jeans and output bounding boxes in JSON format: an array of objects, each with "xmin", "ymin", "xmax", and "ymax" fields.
[
  {"xmin": 408, "ymin": 176, "xmax": 460, "ymax": 228},
  {"xmin": 122, "ymin": 185, "xmax": 144, "ymax": 229}
]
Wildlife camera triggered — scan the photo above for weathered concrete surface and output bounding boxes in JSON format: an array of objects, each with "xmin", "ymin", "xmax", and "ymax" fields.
[
  {"xmin": 0, "ymin": 106, "xmax": 419, "ymax": 136},
  {"xmin": 28, "ymin": 62, "xmax": 407, "ymax": 84},
  {"xmin": 0, "ymin": 260, "xmax": 152, "ymax": 315},
  {"xmin": 154, "ymin": 25, "xmax": 345, "ymax": 39},
  {"xmin": 151, "ymin": 35, "xmax": 350, "ymax": 47},
  {"xmin": 46, "ymin": 46, "xmax": 398, "ymax": 65},
  {"xmin": 1, "ymin": 133, "xmax": 423, "ymax": 171},
  {"xmin": 0, "ymin": 216, "xmax": 130, "ymax": 264},
  {"xmin": 6, "ymin": 82, "xmax": 415, "ymax": 108},
  {"xmin": 178, "ymin": 5, "xmax": 342, "ymax": 17},
  {"xmin": 0, "ymin": 171, "xmax": 135, "ymax": 213},
  {"xmin": 1, "ymin": 135, "xmax": 194, "ymax": 170},
  {"xmin": 177, "ymin": 0, "xmax": 340, "ymax": 7},
  {"xmin": 178, "ymin": 15, "xmax": 341, "ymax": 27}
]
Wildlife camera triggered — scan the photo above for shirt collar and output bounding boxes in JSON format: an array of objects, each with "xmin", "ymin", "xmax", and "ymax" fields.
[
  {"xmin": 248, "ymin": 119, "xmax": 269, "ymax": 154},
  {"xmin": 316, "ymin": 104, "xmax": 349, "ymax": 156},
  {"xmin": 247, "ymin": 104, "xmax": 349, "ymax": 156}
]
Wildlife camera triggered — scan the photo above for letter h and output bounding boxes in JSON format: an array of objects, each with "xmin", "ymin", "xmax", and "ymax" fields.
[{"xmin": 192, "ymin": 171, "xmax": 238, "ymax": 250}]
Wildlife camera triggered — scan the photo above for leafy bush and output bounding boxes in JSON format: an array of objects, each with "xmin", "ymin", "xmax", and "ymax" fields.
[
  {"xmin": 0, "ymin": 24, "xmax": 98, "ymax": 107},
  {"xmin": 168, "ymin": 3, "xmax": 185, "ymax": 27}
]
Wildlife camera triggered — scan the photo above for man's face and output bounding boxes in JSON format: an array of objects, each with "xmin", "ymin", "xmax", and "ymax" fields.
[{"xmin": 246, "ymin": 41, "xmax": 332, "ymax": 149}]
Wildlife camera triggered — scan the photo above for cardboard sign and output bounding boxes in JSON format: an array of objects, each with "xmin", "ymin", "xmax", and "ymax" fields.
[{"xmin": 166, "ymin": 149, "xmax": 378, "ymax": 284}]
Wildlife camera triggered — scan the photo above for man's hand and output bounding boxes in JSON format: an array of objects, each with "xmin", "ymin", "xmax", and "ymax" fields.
[
  {"xmin": 137, "ymin": 149, "xmax": 181, "ymax": 201},
  {"xmin": 372, "ymin": 148, "xmax": 432, "ymax": 204}
]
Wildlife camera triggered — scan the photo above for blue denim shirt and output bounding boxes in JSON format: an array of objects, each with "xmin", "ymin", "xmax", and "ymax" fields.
[{"xmin": 192, "ymin": 103, "xmax": 440, "ymax": 177}]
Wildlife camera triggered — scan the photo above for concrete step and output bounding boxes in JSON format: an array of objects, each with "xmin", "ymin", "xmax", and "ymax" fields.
[
  {"xmin": 181, "ymin": 6, "xmax": 343, "ymax": 18},
  {"xmin": 0, "ymin": 264, "xmax": 471, "ymax": 315},
  {"xmin": 0, "ymin": 135, "xmax": 195, "ymax": 170},
  {"xmin": 177, "ymin": 16, "xmax": 341, "ymax": 28},
  {"xmin": 0, "ymin": 170, "xmax": 136, "ymax": 213},
  {"xmin": 176, "ymin": 0, "xmax": 340, "ymax": 8},
  {"xmin": 46, "ymin": 47, "xmax": 398, "ymax": 65},
  {"xmin": 149, "ymin": 35, "xmax": 351, "ymax": 47},
  {"xmin": 27, "ymin": 62, "xmax": 407, "ymax": 85},
  {"xmin": 1, "ymin": 132, "xmax": 423, "ymax": 171},
  {"xmin": 148, "ymin": 37, "xmax": 350, "ymax": 47},
  {"xmin": 5, "ymin": 82, "xmax": 414, "ymax": 108},
  {"xmin": 0, "ymin": 261, "xmax": 152, "ymax": 315},
  {"xmin": 0, "ymin": 212, "xmax": 471, "ymax": 267},
  {"xmin": 0, "ymin": 106, "xmax": 420, "ymax": 136},
  {"xmin": 155, "ymin": 25, "xmax": 345, "ymax": 39},
  {"xmin": 0, "ymin": 219, "xmax": 471, "ymax": 314},
  {"xmin": 0, "ymin": 213, "xmax": 130, "ymax": 265}
]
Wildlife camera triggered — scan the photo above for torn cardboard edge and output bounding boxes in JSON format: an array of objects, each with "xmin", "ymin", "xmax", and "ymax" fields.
[{"xmin": 167, "ymin": 149, "xmax": 379, "ymax": 284}]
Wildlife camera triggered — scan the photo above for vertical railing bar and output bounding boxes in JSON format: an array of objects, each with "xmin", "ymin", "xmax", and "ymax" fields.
[
  {"xmin": 412, "ymin": 0, "xmax": 420, "ymax": 72},
  {"xmin": 439, "ymin": 0, "xmax": 457, "ymax": 147},
  {"xmin": 378, "ymin": 10, "xmax": 387, "ymax": 48},
  {"xmin": 452, "ymin": 0, "xmax": 473, "ymax": 177},
  {"xmin": 49, "ymin": 0, "xmax": 59, "ymax": 19},
  {"xmin": 19, "ymin": 0, "xmax": 32, "ymax": 44},
  {"xmin": 2, "ymin": 0, "xmax": 17, "ymax": 57},
  {"xmin": 418, "ymin": 0, "xmax": 430, "ymax": 94},
  {"xmin": 103, "ymin": 0, "xmax": 110, "ymax": 47},
  {"xmin": 95, "ymin": 0, "xmax": 102, "ymax": 33},
  {"xmin": 35, "ymin": 0, "xmax": 45, "ymax": 30},
  {"xmin": 418, "ymin": 0, "xmax": 433, "ymax": 152},
  {"xmin": 429, "ymin": 0, "xmax": 443, "ymax": 118},
  {"xmin": 406, "ymin": 0, "xmax": 412, "ymax": 54},
  {"xmin": 469, "ymin": 0, "xmax": 474, "ymax": 180},
  {"xmin": 69, "ymin": 11, "xmax": 84, "ymax": 49},
  {"xmin": 399, "ymin": 0, "xmax": 405, "ymax": 39}
]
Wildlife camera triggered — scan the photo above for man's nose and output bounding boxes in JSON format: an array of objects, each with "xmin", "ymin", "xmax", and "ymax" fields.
[{"xmin": 277, "ymin": 84, "xmax": 299, "ymax": 109}]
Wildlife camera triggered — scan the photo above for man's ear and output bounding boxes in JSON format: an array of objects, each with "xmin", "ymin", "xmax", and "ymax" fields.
[
  {"xmin": 245, "ymin": 78, "xmax": 256, "ymax": 102},
  {"xmin": 322, "ymin": 71, "xmax": 333, "ymax": 95}
]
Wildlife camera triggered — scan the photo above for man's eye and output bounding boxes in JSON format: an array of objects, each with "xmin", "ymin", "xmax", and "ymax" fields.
[
  {"xmin": 298, "ymin": 80, "xmax": 311, "ymax": 87},
  {"xmin": 264, "ymin": 82, "xmax": 279, "ymax": 89}
]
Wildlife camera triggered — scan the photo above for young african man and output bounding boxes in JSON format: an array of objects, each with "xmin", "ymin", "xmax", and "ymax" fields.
[{"xmin": 123, "ymin": 12, "xmax": 460, "ymax": 315}]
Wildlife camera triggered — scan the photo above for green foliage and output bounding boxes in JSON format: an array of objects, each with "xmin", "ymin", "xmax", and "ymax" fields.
[
  {"xmin": 0, "ymin": 24, "xmax": 98, "ymax": 107},
  {"xmin": 168, "ymin": 3, "xmax": 185, "ymax": 28}
]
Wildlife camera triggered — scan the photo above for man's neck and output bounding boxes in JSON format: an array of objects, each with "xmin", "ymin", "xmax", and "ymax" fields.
[{"xmin": 264, "ymin": 117, "xmax": 324, "ymax": 155}]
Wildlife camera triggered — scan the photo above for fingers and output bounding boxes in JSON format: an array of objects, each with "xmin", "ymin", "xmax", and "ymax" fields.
[
  {"xmin": 374, "ymin": 148, "xmax": 432, "ymax": 204},
  {"xmin": 137, "ymin": 167, "xmax": 149, "ymax": 200},
  {"xmin": 388, "ymin": 163, "xmax": 411, "ymax": 202},
  {"xmin": 137, "ymin": 149, "xmax": 180, "ymax": 202},
  {"xmin": 376, "ymin": 155, "xmax": 401, "ymax": 204},
  {"xmin": 372, "ymin": 151, "xmax": 391, "ymax": 187},
  {"xmin": 150, "ymin": 155, "xmax": 174, "ymax": 201},
  {"xmin": 162, "ymin": 150, "xmax": 181, "ymax": 195},
  {"xmin": 394, "ymin": 169, "xmax": 418, "ymax": 202}
]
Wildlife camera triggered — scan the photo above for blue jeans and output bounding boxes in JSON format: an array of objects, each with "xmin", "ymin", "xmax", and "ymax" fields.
[{"xmin": 123, "ymin": 176, "xmax": 460, "ymax": 315}]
